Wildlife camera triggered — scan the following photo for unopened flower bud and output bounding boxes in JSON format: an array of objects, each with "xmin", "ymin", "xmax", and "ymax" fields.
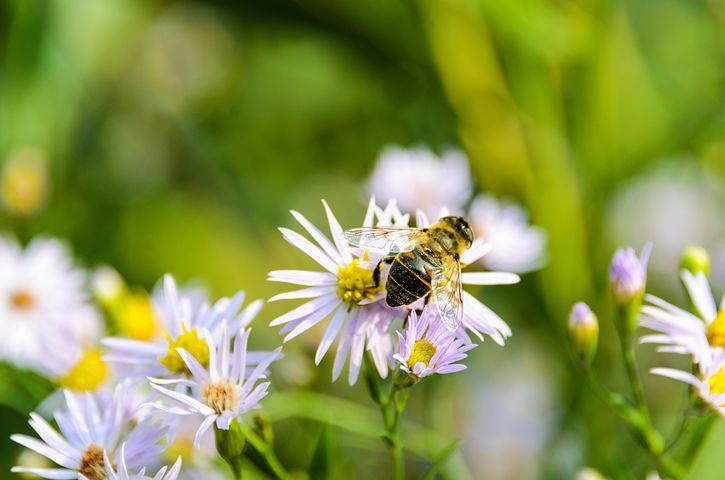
[
  {"xmin": 575, "ymin": 468, "xmax": 607, "ymax": 480},
  {"xmin": 91, "ymin": 266, "xmax": 126, "ymax": 309},
  {"xmin": 610, "ymin": 246, "xmax": 649, "ymax": 305},
  {"xmin": 568, "ymin": 302, "xmax": 598, "ymax": 365},
  {"xmin": 680, "ymin": 245, "xmax": 710, "ymax": 277}
]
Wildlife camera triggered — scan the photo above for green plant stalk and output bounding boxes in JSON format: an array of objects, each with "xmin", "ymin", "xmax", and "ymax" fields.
[{"xmin": 237, "ymin": 421, "xmax": 293, "ymax": 480}]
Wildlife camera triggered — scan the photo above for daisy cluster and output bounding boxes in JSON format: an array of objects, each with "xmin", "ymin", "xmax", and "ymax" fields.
[
  {"xmin": 4, "ymin": 239, "xmax": 280, "ymax": 479},
  {"xmin": 269, "ymin": 196, "xmax": 520, "ymax": 386},
  {"xmin": 4, "ymin": 145, "xmax": 536, "ymax": 478}
]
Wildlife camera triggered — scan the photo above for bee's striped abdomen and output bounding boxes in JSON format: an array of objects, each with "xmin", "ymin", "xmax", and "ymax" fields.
[{"xmin": 385, "ymin": 250, "xmax": 432, "ymax": 307}]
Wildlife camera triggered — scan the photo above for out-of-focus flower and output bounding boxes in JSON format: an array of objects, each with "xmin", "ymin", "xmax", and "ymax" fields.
[
  {"xmin": 640, "ymin": 269, "xmax": 724, "ymax": 366},
  {"xmin": 102, "ymin": 275, "xmax": 265, "ymax": 379},
  {"xmin": 367, "ymin": 145, "xmax": 473, "ymax": 218},
  {"xmin": 103, "ymin": 444, "xmax": 181, "ymax": 480},
  {"xmin": 92, "ymin": 265, "xmax": 126, "ymax": 310},
  {"xmin": 148, "ymin": 323, "xmax": 281, "ymax": 448},
  {"xmin": 651, "ymin": 351, "xmax": 725, "ymax": 416},
  {"xmin": 268, "ymin": 198, "xmax": 406, "ymax": 384},
  {"xmin": 416, "ymin": 210, "xmax": 519, "ymax": 345},
  {"xmin": 0, "ymin": 147, "xmax": 49, "ymax": 216},
  {"xmin": 393, "ymin": 309, "xmax": 475, "ymax": 382},
  {"xmin": 575, "ymin": 468, "xmax": 607, "ymax": 480},
  {"xmin": 610, "ymin": 245, "xmax": 651, "ymax": 305},
  {"xmin": 0, "ymin": 236, "xmax": 103, "ymax": 373},
  {"xmin": 568, "ymin": 302, "xmax": 599, "ymax": 366},
  {"xmin": 11, "ymin": 388, "xmax": 168, "ymax": 480},
  {"xmin": 468, "ymin": 194, "xmax": 546, "ymax": 274}
]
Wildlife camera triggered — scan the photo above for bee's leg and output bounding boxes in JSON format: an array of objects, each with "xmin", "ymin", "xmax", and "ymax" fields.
[{"xmin": 373, "ymin": 255, "xmax": 395, "ymax": 288}]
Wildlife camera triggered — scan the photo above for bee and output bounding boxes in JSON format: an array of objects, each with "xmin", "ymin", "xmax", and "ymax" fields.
[{"xmin": 343, "ymin": 216, "xmax": 474, "ymax": 331}]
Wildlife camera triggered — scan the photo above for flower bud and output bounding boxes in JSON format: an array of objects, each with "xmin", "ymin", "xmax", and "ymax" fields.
[
  {"xmin": 214, "ymin": 420, "xmax": 245, "ymax": 478},
  {"xmin": 680, "ymin": 245, "xmax": 710, "ymax": 277},
  {"xmin": 91, "ymin": 266, "xmax": 126, "ymax": 309},
  {"xmin": 575, "ymin": 468, "xmax": 607, "ymax": 480},
  {"xmin": 568, "ymin": 302, "xmax": 599, "ymax": 366},
  {"xmin": 610, "ymin": 246, "xmax": 649, "ymax": 305}
]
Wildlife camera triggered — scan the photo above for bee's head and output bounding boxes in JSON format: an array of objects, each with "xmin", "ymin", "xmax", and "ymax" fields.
[{"xmin": 439, "ymin": 216, "xmax": 474, "ymax": 250}]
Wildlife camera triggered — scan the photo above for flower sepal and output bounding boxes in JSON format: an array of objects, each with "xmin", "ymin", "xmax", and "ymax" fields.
[
  {"xmin": 215, "ymin": 420, "xmax": 245, "ymax": 479},
  {"xmin": 393, "ymin": 369, "xmax": 418, "ymax": 390}
]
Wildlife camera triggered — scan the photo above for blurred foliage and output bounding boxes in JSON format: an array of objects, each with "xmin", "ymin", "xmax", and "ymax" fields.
[{"xmin": 0, "ymin": 0, "xmax": 723, "ymax": 478}]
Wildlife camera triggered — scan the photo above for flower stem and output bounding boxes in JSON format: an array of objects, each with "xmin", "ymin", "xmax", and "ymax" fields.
[
  {"xmin": 215, "ymin": 422, "xmax": 245, "ymax": 480},
  {"xmin": 238, "ymin": 422, "xmax": 293, "ymax": 480}
]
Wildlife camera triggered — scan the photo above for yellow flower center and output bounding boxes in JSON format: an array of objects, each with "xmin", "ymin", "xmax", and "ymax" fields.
[
  {"xmin": 118, "ymin": 292, "xmax": 158, "ymax": 341},
  {"xmin": 60, "ymin": 350, "xmax": 108, "ymax": 391},
  {"xmin": 708, "ymin": 367, "xmax": 725, "ymax": 395},
  {"xmin": 10, "ymin": 289, "xmax": 35, "ymax": 310},
  {"xmin": 78, "ymin": 444, "xmax": 106, "ymax": 480},
  {"xmin": 336, "ymin": 259, "xmax": 381, "ymax": 306},
  {"xmin": 407, "ymin": 339, "xmax": 437, "ymax": 371},
  {"xmin": 706, "ymin": 310, "xmax": 725, "ymax": 349},
  {"xmin": 158, "ymin": 326, "xmax": 209, "ymax": 374},
  {"xmin": 202, "ymin": 380, "xmax": 241, "ymax": 414}
]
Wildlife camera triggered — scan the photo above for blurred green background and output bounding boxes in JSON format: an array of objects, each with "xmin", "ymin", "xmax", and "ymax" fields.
[{"xmin": 0, "ymin": 0, "xmax": 724, "ymax": 478}]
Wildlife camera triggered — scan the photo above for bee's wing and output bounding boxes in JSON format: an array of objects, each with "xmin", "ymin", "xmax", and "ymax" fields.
[
  {"xmin": 342, "ymin": 227, "xmax": 425, "ymax": 254},
  {"xmin": 431, "ymin": 257, "xmax": 463, "ymax": 332}
]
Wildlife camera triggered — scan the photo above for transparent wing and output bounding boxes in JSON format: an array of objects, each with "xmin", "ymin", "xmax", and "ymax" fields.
[
  {"xmin": 431, "ymin": 257, "xmax": 463, "ymax": 332},
  {"xmin": 342, "ymin": 227, "xmax": 425, "ymax": 254}
]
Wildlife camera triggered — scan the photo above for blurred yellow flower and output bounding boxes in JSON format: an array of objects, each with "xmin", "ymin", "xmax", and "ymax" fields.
[
  {"xmin": 59, "ymin": 349, "xmax": 108, "ymax": 391},
  {"xmin": 118, "ymin": 291, "xmax": 158, "ymax": 341},
  {"xmin": 0, "ymin": 147, "xmax": 49, "ymax": 216}
]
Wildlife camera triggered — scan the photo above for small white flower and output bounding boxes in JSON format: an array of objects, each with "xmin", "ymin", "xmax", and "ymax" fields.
[
  {"xmin": 268, "ymin": 198, "xmax": 407, "ymax": 384},
  {"xmin": 148, "ymin": 323, "xmax": 281, "ymax": 448},
  {"xmin": 102, "ymin": 274, "xmax": 266, "ymax": 379},
  {"xmin": 639, "ymin": 270, "xmax": 725, "ymax": 366},
  {"xmin": 468, "ymin": 194, "xmax": 546, "ymax": 274},
  {"xmin": 610, "ymin": 245, "xmax": 651, "ymax": 304},
  {"xmin": 11, "ymin": 387, "xmax": 168, "ymax": 480},
  {"xmin": 651, "ymin": 351, "xmax": 725, "ymax": 416},
  {"xmin": 394, "ymin": 309, "xmax": 476, "ymax": 379},
  {"xmin": 103, "ymin": 444, "xmax": 181, "ymax": 480},
  {"xmin": 0, "ymin": 235, "xmax": 103, "ymax": 373},
  {"xmin": 367, "ymin": 145, "xmax": 473, "ymax": 218},
  {"xmin": 416, "ymin": 210, "xmax": 519, "ymax": 345}
]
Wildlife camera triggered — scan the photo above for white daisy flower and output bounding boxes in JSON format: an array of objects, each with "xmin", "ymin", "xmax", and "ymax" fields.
[
  {"xmin": 102, "ymin": 274, "xmax": 266, "ymax": 379},
  {"xmin": 147, "ymin": 323, "xmax": 282, "ymax": 448},
  {"xmin": 468, "ymin": 194, "xmax": 546, "ymax": 274},
  {"xmin": 651, "ymin": 350, "xmax": 725, "ymax": 416},
  {"xmin": 639, "ymin": 269, "xmax": 725, "ymax": 366},
  {"xmin": 11, "ymin": 387, "xmax": 169, "ymax": 480},
  {"xmin": 416, "ymin": 210, "xmax": 520, "ymax": 345},
  {"xmin": 0, "ymin": 236, "xmax": 102, "ymax": 373},
  {"xmin": 268, "ymin": 198, "xmax": 408, "ymax": 384},
  {"xmin": 367, "ymin": 145, "xmax": 473, "ymax": 218},
  {"xmin": 394, "ymin": 309, "xmax": 476, "ymax": 380},
  {"xmin": 103, "ymin": 444, "xmax": 181, "ymax": 480}
]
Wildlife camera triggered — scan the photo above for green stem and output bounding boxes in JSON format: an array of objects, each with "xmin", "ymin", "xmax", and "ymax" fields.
[
  {"xmin": 215, "ymin": 422, "xmax": 245, "ymax": 480},
  {"xmin": 238, "ymin": 422, "xmax": 293, "ymax": 480}
]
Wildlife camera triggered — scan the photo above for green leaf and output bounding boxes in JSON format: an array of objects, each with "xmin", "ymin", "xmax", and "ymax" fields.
[
  {"xmin": 0, "ymin": 362, "xmax": 54, "ymax": 414},
  {"xmin": 309, "ymin": 423, "xmax": 335, "ymax": 480}
]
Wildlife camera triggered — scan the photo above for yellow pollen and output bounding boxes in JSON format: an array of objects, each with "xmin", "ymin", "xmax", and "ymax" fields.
[
  {"xmin": 78, "ymin": 444, "xmax": 107, "ymax": 480},
  {"xmin": 706, "ymin": 310, "xmax": 725, "ymax": 349},
  {"xmin": 407, "ymin": 339, "xmax": 437, "ymax": 371},
  {"xmin": 158, "ymin": 326, "xmax": 209, "ymax": 374},
  {"xmin": 202, "ymin": 381, "xmax": 241, "ymax": 414},
  {"xmin": 10, "ymin": 289, "xmax": 35, "ymax": 310},
  {"xmin": 60, "ymin": 350, "xmax": 108, "ymax": 391},
  {"xmin": 708, "ymin": 367, "xmax": 725, "ymax": 395},
  {"xmin": 336, "ymin": 259, "xmax": 382, "ymax": 306},
  {"xmin": 118, "ymin": 292, "xmax": 158, "ymax": 341}
]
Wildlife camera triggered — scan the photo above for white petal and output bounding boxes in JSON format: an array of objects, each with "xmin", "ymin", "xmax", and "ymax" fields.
[
  {"xmin": 269, "ymin": 294, "xmax": 338, "ymax": 327},
  {"xmin": 268, "ymin": 286, "xmax": 335, "ymax": 302},
  {"xmin": 315, "ymin": 306, "xmax": 348, "ymax": 364},
  {"xmin": 650, "ymin": 368, "xmax": 699, "ymax": 386},
  {"xmin": 194, "ymin": 415, "xmax": 217, "ymax": 449},
  {"xmin": 10, "ymin": 467, "xmax": 76, "ymax": 479},
  {"xmin": 283, "ymin": 299, "xmax": 339, "ymax": 342},
  {"xmin": 462, "ymin": 272, "xmax": 520, "ymax": 285},
  {"xmin": 322, "ymin": 199, "xmax": 352, "ymax": 263},
  {"xmin": 681, "ymin": 270, "xmax": 717, "ymax": 322},
  {"xmin": 267, "ymin": 270, "xmax": 337, "ymax": 286},
  {"xmin": 291, "ymin": 210, "xmax": 343, "ymax": 265},
  {"xmin": 279, "ymin": 227, "xmax": 338, "ymax": 273}
]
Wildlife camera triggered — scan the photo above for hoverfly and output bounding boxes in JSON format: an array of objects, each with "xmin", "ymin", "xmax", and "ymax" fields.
[{"xmin": 343, "ymin": 216, "xmax": 474, "ymax": 331}]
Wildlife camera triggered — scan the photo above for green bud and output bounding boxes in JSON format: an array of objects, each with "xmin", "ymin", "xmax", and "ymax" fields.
[
  {"xmin": 680, "ymin": 245, "xmax": 710, "ymax": 276},
  {"xmin": 568, "ymin": 302, "xmax": 599, "ymax": 366},
  {"xmin": 575, "ymin": 467, "xmax": 607, "ymax": 480},
  {"xmin": 215, "ymin": 420, "xmax": 245, "ymax": 478},
  {"xmin": 393, "ymin": 369, "xmax": 417, "ymax": 389}
]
